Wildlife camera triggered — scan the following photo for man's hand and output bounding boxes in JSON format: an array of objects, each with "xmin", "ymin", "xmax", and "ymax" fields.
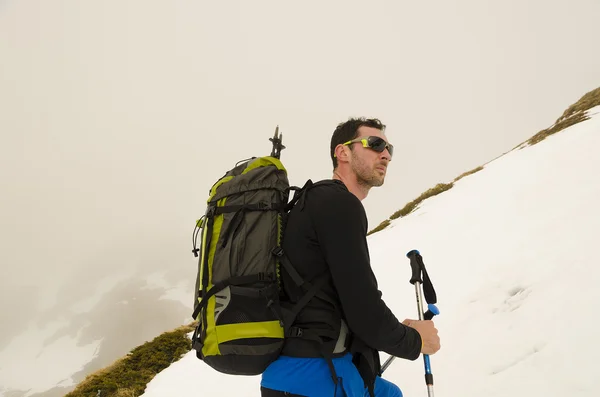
[{"xmin": 402, "ymin": 319, "xmax": 441, "ymax": 355}]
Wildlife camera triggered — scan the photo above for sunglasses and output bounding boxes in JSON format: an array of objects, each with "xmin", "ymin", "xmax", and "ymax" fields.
[{"xmin": 338, "ymin": 136, "xmax": 394, "ymax": 157}]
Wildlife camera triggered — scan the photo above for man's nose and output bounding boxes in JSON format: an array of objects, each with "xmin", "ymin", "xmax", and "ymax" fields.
[{"xmin": 380, "ymin": 149, "xmax": 391, "ymax": 161}]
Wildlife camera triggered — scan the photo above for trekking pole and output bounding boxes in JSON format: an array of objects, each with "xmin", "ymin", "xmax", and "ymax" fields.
[
  {"xmin": 408, "ymin": 250, "xmax": 437, "ymax": 397},
  {"xmin": 381, "ymin": 250, "xmax": 439, "ymax": 397}
]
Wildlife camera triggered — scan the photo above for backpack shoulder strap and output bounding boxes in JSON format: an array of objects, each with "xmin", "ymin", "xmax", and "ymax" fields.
[
  {"xmin": 285, "ymin": 179, "xmax": 342, "ymax": 212},
  {"xmin": 285, "ymin": 179, "xmax": 313, "ymax": 212}
]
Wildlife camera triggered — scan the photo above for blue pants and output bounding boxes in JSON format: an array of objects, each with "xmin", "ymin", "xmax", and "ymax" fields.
[
  {"xmin": 261, "ymin": 354, "xmax": 402, "ymax": 397},
  {"xmin": 369, "ymin": 377, "xmax": 403, "ymax": 397},
  {"xmin": 261, "ymin": 376, "xmax": 401, "ymax": 397}
]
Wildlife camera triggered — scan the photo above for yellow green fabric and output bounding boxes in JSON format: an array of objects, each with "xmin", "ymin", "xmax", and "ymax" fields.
[
  {"xmin": 207, "ymin": 157, "xmax": 285, "ymax": 203},
  {"xmin": 276, "ymin": 213, "xmax": 282, "ymax": 288},
  {"xmin": 196, "ymin": 224, "xmax": 209, "ymax": 310},
  {"xmin": 202, "ymin": 196, "xmax": 227, "ymax": 357},
  {"xmin": 216, "ymin": 321, "xmax": 284, "ymax": 344},
  {"xmin": 208, "ymin": 176, "xmax": 234, "ymax": 202},
  {"xmin": 242, "ymin": 157, "xmax": 286, "ymax": 174}
]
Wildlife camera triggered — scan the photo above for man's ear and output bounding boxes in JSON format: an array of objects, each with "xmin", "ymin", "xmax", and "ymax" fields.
[{"xmin": 335, "ymin": 144, "xmax": 348, "ymax": 162}]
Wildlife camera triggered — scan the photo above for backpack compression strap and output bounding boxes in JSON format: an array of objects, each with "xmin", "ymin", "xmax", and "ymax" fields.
[
  {"xmin": 214, "ymin": 202, "xmax": 283, "ymax": 249},
  {"xmin": 191, "ymin": 272, "xmax": 276, "ymax": 320}
]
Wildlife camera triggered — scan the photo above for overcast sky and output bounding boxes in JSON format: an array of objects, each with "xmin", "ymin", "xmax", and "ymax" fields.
[{"xmin": 1, "ymin": 0, "xmax": 600, "ymax": 345}]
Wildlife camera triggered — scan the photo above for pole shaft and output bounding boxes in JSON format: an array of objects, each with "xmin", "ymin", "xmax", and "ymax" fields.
[
  {"xmin": 427, "ymin": 385, "xmax": 435, "ymax": 397},
  {"xmin": 416, "ymin": 282, "xmax": 435, "ymax": 397},
  {"xmin": 415, "ymin": 282, "xmax": 425, "ymax": 321},
  {"xmin": 380, "ymin": 355, "xmax": 394, "ymax": 373},
  {"xmin": 381, "ymin": 283, "xmax": 428, "ymax": 374}
]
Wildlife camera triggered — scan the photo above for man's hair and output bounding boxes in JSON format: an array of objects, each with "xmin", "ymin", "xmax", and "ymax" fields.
[{"xmin": 330, "ymin": 117, "xmax": 386, "ymax": 169}]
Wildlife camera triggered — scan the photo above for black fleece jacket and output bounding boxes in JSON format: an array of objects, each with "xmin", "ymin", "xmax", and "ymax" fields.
[{"xmin": 281, "ymin": 179, "xmax": 422, "ymax": 361}]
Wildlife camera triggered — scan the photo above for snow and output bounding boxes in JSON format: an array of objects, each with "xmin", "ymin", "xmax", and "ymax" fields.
[
  {"xmin": 141, "ymin": 335, "xmax": 260, "ymax": 397},
  {"xmin": 140, "ymin": 108, "xmax": 600, "ymax": 396},
  {"xmin": 0, "ymin": 270, "xmax": 138, "ymax": 395},
  {"xmin": 0, "ymin": 320, "xmax": 102, "ymax": 395}
]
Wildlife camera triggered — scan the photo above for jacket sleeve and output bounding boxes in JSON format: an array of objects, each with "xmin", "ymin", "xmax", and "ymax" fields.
[{"xmin": 309, "ymin": 186, "xmax": 422, "ymax": 361}]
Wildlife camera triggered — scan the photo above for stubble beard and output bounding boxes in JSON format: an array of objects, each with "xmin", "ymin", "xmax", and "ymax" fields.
[{"xmin": 352, "ymin": 154, "xmax": 385, "ymax": 188}]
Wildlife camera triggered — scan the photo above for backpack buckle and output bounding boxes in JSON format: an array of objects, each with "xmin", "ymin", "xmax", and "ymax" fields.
[
  {"xmin": 272, "ymin": 247, "xmax": 284, "ymax": 257},
  {"xmin": 256, "ymin": 201, "xmax": 271, "ymax": 211},
  {"xmin": 206, "ymin": 206, "xmax": 216, "ymax": 217},
  {"xmin": 257, "ymin": 272, "xmax": 274, "ymax": 281},
  {"xmin": 289, "ymin": 327, "xmax": 303, "ymax": 337}
]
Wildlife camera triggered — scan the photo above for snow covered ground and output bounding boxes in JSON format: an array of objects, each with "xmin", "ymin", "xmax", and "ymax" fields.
[
  {"xmin": 140, "ymin": 106, "xmax": 600, "ymax": 397},
  {"xmin": 0, "ymin": 320, "xmax": 102, "ymax": 395},
  {"xmin": 0, "ymin": 267, "xmax": 192, "ymax": 397}
]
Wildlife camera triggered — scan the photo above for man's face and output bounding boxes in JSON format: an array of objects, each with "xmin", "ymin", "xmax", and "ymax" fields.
[{"xmin": 349, "ymin": 126, "xmax": 392, "ymax": 188}]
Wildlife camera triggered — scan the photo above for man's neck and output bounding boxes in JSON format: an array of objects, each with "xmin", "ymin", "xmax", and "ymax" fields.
[{"xmin": 332, "ymin": 171, "xmax": 369, "ymax": 201}]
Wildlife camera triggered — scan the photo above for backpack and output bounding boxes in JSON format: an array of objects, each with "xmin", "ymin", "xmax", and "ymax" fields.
[{"xmin": 190, "ymin": 129, "xmax": 315, "ymax": 375}]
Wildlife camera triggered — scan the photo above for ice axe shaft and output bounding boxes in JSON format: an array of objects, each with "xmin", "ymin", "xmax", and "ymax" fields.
[{"xmin": 269, "ymin": 126, "xmax": 286, "ymax": 159}]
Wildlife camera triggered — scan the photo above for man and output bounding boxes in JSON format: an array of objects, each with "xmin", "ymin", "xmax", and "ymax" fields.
[{"xmin": 261, "ymin": 118, "xmax": 441, "ymax": 397}]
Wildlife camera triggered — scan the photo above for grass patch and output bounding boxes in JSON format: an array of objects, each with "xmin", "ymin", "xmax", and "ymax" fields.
[
  {"xmin": 557, "ymin": 87, "xmax": 600, "ymax": 121},
  {"xmin": 527, "ymin": 87, "xmax": 600, "ymax": 146},
  {"xmin": 453, "ymin": 166, "xmax": 484, "ymax": 182},
  {"xmin": 367, "ymin": 219, "xmax": 390, "ymax": 236},
  {"xmin": 66, "ymin": 324, "xmax": 195, "ymax": 397},
  {"xmin": 527, "ymin": 111, "xmax": 589, "ymax": 145},
  {"xmin": 389, "ymin": 183, "xmax": 454, "ymax": 220},
  {"xmin": 366, "ymin": 182, "xmax": 454, "ymax": 235},
  {"xmin": 114, "ymin": 389, "xmax": 137, "ymax": 397},
  {"xmin": 367, "ymin": 164, "xmax": 486, "ymax": 235}
]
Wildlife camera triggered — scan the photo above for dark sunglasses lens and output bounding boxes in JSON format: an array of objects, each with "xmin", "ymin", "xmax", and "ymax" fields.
[
  {"xmin": 368, "ymin": 137, "xmax": 386, "ymax": 151},
  {"xmin": 368, "ymin": 137, "xmax": 393, "ymax": 156}
]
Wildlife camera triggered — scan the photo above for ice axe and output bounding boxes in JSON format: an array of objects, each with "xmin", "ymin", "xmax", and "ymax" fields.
[
  {"xmin": 269, "ymin": 125, "xmax": 286, "ymax": 159},
  {"xmin": 381, "ymin": 250, "xmax": 439, "ymax": 397}
]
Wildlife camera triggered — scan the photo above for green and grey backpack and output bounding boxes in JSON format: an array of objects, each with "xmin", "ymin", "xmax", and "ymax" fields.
[{"xmin": 191, "ymin": 130, "xmax": 314, "ymax": 375}]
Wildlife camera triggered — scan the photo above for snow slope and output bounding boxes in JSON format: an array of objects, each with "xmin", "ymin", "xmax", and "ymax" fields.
[{"xmin": 140, "ymin": 106, "xmax": 600, "ymax": 397}]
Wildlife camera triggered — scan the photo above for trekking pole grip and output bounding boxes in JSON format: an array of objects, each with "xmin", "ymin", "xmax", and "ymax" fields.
[{"xmin": 407, "ymin": 250, "xmax": 422, "ymax": 285}]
